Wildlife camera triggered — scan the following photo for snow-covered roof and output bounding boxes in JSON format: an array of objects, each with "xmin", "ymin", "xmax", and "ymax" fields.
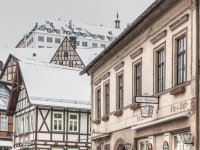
[
  {"xmin": 0, "ymin": 140, "xmax": 12, "ymax": 147},
  {"xmin": 76, "ymin": 48, "xmax": 104, "ymax": 66},
  {"xmin": 0, "ymin": 48, "xmax": 57, "ymax": 64},
  {"xmin": 17, "ymin": 57, "xmax": 90, "ymax": 110},
  {"xmin": 27, "ymin": 19, "xmax": 123, "ymax": 42}
]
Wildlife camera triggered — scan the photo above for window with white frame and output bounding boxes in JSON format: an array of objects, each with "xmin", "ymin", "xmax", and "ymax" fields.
[
  {"xmin": 101, "ymin": 44, "xmax": 106, "ymax": 48},
  {"xmin": 38, "ymin": 46, "xmax": 44, "ymax": 48},
  {"xmin": 82, "ymin": 42, "xmax": 88, "ymax": 47},
  {"xmin": 55, "ymin": 38, "xmax": 61, "ymax": 43},
  {"xmin": 52, "ymin": 112, "xmax": 64, "ymax": 132},
  {"xmin": 68, "ymin": 113, "xmax": 79, "ymax": 133},
  {"xmin": 19, "ymin": 113, "xmax": 29, "ymax": 134},
  {"xmin": 20, "ymin": 115, "xmax": 24, "ymax": 134},
  {"xmin": 24, "ymin": 113, "xmax": 29, "ymax": 133},
  {"xmin": 1, "ymin": 115, "xmax": 8, "ymax": 131},
  {"xmin": 92, "ymin": 43, "xmax": 98, "ymax": 48},
  {"xmin": 76, "ymin": 41, "xmax": 80, "ymax": 46},
  {"xmin": 47, "ymin": 37, "xmax": 52, "ymax": 43},
  {"xmin": 38, "ymin": 36, "xmax": 44, "ymax": 42}
]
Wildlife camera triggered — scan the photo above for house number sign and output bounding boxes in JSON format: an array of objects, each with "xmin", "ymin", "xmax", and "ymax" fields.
[
  {"xmin": 163, "ymin": 141, "xmax": 169, "ymax": 150},
  {"xmin": 148, "ymin": 143, "xmax": 152, "ymax": 150}
]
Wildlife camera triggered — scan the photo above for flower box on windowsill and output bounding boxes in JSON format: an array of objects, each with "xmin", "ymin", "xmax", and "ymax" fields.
[
  {"xmin": 102, "ymin": 116, "xmax": 109, "ymax": 121},
  {"xmin": 170, "ymin": 86, "xmax": 186, "ymax": 95},
  {"xmin": 114, "ymin": 110, "xmax": 123, "ymax": 117},
  {"xmin": 130, "ymin": 103, "xmax": 141, "ymax": 110},
  {"xmin": 93, "ymin": 119, "xmax": 101, "ymax": 124}
]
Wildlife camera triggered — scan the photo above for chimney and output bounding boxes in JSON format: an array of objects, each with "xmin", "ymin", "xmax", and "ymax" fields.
[
  {"xmin": 33, "ymin": 53, "xmax": 36, "ymax": 57},
  {"xmin": 36, "ymin": 22, "xmax": 38, "ymax": 26}
]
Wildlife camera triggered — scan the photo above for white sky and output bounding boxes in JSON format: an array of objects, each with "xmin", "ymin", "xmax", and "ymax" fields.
[{"xmin": 0, "ymin": 0, "xmax": 155, "ymax": 48}]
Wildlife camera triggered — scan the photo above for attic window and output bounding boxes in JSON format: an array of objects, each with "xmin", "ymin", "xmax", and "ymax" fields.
[
  {"xmin": 75, "ymin": 32, "xmax": 79, "ymax": 36},
  {"xmin": 64, "ymin": 51, "xmax": 68, "ymax": 57},
  {"xmin": 50, "ymin": 22, "xmax": 53, "ymax": 27},
  {"xmin": 108, "ymin": 31, "xmax": 112, "ymax": 35},
  {"xmin": 47, "ymin": 28, "xmax": 52, "ymax": 33},
  {"xmin": 33, "ymin": 53, "xmax": 36, "ymax": 57}
]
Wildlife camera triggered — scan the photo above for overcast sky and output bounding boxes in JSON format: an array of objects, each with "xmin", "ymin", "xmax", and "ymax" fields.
[{"xmin": 0, "ymin": 0, "xmax": 155, "ymax": 48}]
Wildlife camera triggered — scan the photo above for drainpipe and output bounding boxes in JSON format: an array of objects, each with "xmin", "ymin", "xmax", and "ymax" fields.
[{"xmin": 196, "ymin": 0, "xmax": 199, "ymax": 149}]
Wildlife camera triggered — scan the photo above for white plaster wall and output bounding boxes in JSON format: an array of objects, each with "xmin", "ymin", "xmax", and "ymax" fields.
[
  {"xmin": 80, "ymin": 113, "xmax": 87, "ymax": 134},
  {"xmin": 37, "ymin": 133, "xmax": 50, "ymax": 140},
  {"xmin": 68, "ymin": 134, "xmax": 79, "ymax": 142}
]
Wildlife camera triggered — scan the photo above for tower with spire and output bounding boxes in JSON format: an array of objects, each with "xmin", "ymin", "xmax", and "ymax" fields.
[{"xmin": 115, "ymin": 11, "xmax": 120, "ymax": 29}]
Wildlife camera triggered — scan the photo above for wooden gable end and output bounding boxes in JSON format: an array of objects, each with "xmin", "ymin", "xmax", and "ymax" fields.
[
  {"xmin": 50, "ymin": 37, "xmax": 85, "ymax": 68},
  {"xmin": 0, "ymin": 55, "xmax": 18, "ymax": 82},
  {"xmin": 7, "ymin": 65, "xmax": 30, "ymax": 116}
]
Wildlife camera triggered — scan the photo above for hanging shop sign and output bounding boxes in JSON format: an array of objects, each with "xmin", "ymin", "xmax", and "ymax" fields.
[
  {"xmin": 135, "ymin": 96, "xmax": 159, "ymax": 104},
  {"xmin": 163, "ymin": 141, "xmax": 169, "ymax": 150},
  {"xmin": 148, "ymin": 143, "xmax": 152, "ymax": 150},
  {"xmin": 140, "ymin": 105, "xmax": 154, "ymax": 118}
]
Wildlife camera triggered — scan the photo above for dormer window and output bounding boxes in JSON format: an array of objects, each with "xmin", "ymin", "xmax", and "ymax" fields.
[
  {"xmin": 109, "ymin": 37, "xmax": 113, "ymax": 41},
  {"xmin": 47, "ymin": 28, "xmax": 51, "ymax": 33},
  {"xmin": 93, "ymin": 35, "xmax": 97, "ymax": 39},
  {"xmin": 108, "ymin": 31, "xmax": 112, "ymax": 35},
  {"xmin": 66, "ymin": 31, "xmax": 70, "ymax": 35},
  {"xmin": 75, "ymin": 32, "xmax": 79, "ymax": 36},
  {"xmin": 50, "ymin": 22, "xmax": 53, "ymax": 27},
  {"xmin": 101, "ymin": 36, "xmax": 105, "ymax": 40},
  {"xmin": 82, "ymin": 33, "xmax": 86, "ymax": 37},
  {"xmin": 56, "ymin": 30, "xmax": 60, "ymax": 34}
]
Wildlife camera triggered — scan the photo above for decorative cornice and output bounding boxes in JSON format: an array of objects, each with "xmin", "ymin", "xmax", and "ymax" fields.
[
  {"xmin": 169, "ymin": 14, "xmax": 189, "ymax": 31},
  {"xmin": 94, "ymin": 78, "xmax": 101, "ymax": 86},
  {"xmin": 150, "ymin": 30, "xmax": 167, "ymax": 44},
  {"xmin": 130, "ymin": 48, "xmax": 143, "ymax": 59},
  {"xmin": 101, "ymin": 72, "xmax": 110, "ymax": 80},
  {"xmin": 114, "ymin": 62, "xmax": 124, "ymax": 71}
]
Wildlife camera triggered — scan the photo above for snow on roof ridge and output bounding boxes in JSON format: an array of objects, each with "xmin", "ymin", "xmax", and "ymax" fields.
[{"xmin": 15, "ymin": 55, "xmax": 82, "ymax": 72}]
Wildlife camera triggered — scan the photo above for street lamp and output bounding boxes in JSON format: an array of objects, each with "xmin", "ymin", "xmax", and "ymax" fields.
[
  {"xmin": 179, "ymin": 132, "xmax": 194, "ymax": 146},
  {"xmin": 7, "ymin": 132, "xmax": 16, "ymax": 139},
  {"xmin": 140, "ymin": 105, "xmax": 154, "ymax": 118},
  {"xmin": 124, "ymin": 142, "xmax": 132, "ymax": 150}
]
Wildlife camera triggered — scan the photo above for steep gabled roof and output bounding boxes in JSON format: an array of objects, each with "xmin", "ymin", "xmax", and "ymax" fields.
[{"xmin": 9, "ymin": 56, "xmax": 90, "ymax": 111}]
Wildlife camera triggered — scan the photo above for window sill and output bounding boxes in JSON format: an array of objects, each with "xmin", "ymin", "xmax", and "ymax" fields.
[
  {"xmin": 102, "ymin": 115, "xmax": 109, "ymax": 121},
  {"xmin": 93, "ymin": 119, "xmax": 101, "ymax": 124},
  {"xmin": 114, "ymin": 109, "xmax": 123, "ymax": 117},
  {"xmin": 130, "ymin": 103, "xmax": 141, "ymax": 110},
  {"xmin": 170, "ymin": 85, "xmax": 186, "ymax": 95}
]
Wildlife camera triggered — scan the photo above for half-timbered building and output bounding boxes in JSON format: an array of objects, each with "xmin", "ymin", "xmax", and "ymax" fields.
[
  {"xmin": 0, "ymin": 80, "xmax": 12, "ymax": 150},
  {"xmin": 6, "ymin": 56, "xmax": 91, "ymax": 150}
]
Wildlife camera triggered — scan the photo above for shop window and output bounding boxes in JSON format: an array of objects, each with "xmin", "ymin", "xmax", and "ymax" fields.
[
  {"xmin": 52, "ymin": 111, "xmax": 64, "ymax": 132},
  {"xmin": 173, "ymin": 134, "xmax": 190, "ymax": 150},
  {"xmin": 68, "ymin": 113, "xmax": 79, "ymax": 133},
  {"xmin": 137, "ymin": 139, "xmax": 148, "ymax": 150}
]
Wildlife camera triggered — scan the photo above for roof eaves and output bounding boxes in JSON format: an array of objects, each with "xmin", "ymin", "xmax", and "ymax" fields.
[{"xmin": 79, "ymin": 0, "xmax": 164, "ymax": 75}]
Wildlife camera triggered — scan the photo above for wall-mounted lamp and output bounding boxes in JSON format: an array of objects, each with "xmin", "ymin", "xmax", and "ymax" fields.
[
  {"xmin": 124, "ymin": 142, "xmax": 132, "ymax": 150},
  {"xmin": 140, "ymin": 105, "xmax": 154, "ymax": 118},
  {"xmin": 180, "ymin": 132, "xmax": 194, "ymax": 146}
]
